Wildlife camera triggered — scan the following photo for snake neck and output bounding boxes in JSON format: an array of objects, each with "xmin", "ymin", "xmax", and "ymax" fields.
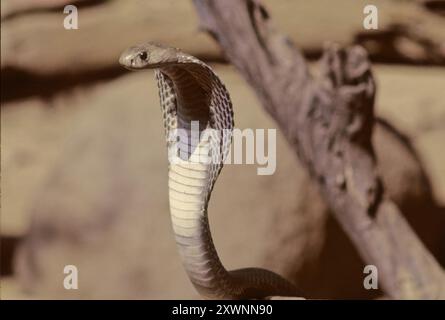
[
  {"xmin": 160, "ymin": 65, "xmax": 231, "ymax": 298},
  {"xmin": 158, "ymin": 63, "xmax": 298, "ymax": 299},
  {"xmin": 168, "ymin": 160, "xmax": 231, "ymax": 298}
]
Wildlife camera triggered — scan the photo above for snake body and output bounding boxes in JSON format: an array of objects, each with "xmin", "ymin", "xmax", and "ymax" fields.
[{"xmin": 119, "ymin": 42, "xmax": 298, "ymax": 299}]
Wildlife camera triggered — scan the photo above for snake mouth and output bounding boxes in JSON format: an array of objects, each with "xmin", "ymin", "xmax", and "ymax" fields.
[
  {"xmin": 119, "ymin": 49, "xmax": 153, "ymax": 70},
  {"xmin": 119, "ymin": 54, "xmax": 148, "ymax": 70}
]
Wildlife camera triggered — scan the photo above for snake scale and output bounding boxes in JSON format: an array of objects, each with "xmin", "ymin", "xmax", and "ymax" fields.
[{"xmin": 119, "ymin": 42, "xmax": 299, "ymax": 299}]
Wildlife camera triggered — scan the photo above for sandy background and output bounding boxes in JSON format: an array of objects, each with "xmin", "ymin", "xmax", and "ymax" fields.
[{"xmin": 1, "ymin": 0, "xmax": 444, "ymax": 299}]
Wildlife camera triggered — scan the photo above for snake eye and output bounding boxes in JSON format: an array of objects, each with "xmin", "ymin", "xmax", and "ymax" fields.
[{"xmin": 138, "ymin": 52, "xmax": 148, "ymax": 61}]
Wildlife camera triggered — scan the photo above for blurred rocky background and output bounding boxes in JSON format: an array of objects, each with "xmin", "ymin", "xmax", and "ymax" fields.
[{"xmin": 1, "ymin": 0, "xmax": 444, "ymax": 299}]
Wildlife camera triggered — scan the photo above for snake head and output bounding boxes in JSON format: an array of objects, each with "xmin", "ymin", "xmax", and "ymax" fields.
[{"xmin": 119, "ymin": 42, "xmax": 180, "ymax": 70}]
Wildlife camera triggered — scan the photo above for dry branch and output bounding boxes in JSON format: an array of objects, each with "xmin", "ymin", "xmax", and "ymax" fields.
[{"xmin": 193, "ymin": 0, "xmax": 445, "ymax": 299}]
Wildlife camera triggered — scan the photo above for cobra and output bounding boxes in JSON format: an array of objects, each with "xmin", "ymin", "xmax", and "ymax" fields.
[{"xmin": 119, "ymin": 42, "xmax": 299, "ymax": 299}]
